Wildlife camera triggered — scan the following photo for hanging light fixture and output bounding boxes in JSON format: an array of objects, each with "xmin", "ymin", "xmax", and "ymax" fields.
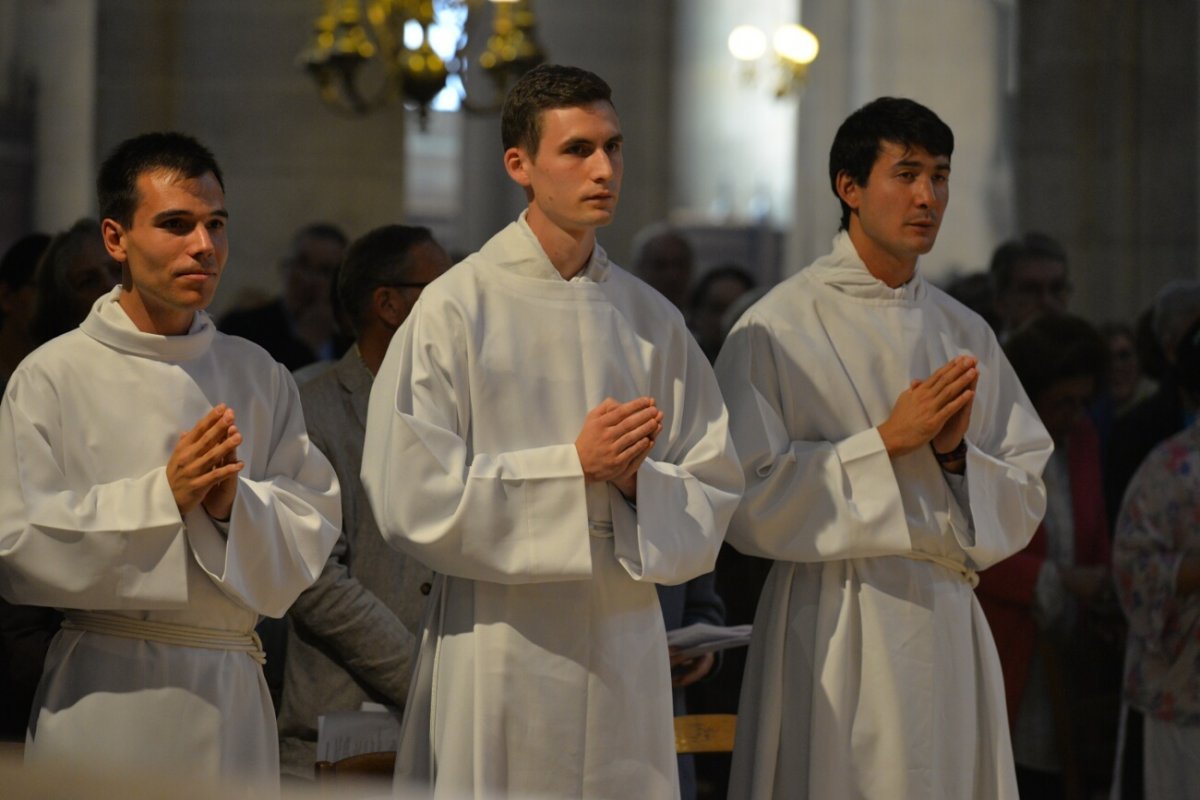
[
  {"xmin": 728, "ymin": 21, "xmax": 819, "ymax": 98},
  {"xmin": 298, "ymin": 0, "xmax": 545, "ymax": 124}
]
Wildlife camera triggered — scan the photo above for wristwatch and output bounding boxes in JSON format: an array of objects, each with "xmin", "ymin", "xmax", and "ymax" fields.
[{"xmin": 932, "ymin": 439, "xmax": 967, "ymax": 464}]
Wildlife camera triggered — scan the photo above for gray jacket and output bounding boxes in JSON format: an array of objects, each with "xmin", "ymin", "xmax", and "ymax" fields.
[{"xmin": 277, "ymin": 349, "xmax": 432, "ymax": 778}]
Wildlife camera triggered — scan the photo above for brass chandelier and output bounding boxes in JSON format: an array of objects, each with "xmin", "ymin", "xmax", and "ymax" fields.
[{"xmin": 299, "ymin": 0, "xmax": 545, "ymax": 123}]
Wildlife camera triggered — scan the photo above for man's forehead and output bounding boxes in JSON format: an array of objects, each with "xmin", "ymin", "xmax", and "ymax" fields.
[
  {"xmin": 876, "ymin": 140, "xmax": 950, "ymax": 167},
  {"xmin": 134, "ymin": 168, "xmax": 224, "ymax": 211},
  {"xmin": 538, "ymin": 102, "xmax": 620, "ymax": 138}
]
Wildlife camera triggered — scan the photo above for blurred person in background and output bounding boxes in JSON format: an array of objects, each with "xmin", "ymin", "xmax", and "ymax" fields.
[
  {"xmin": 989, "ymin": 231, "xmax": 1071, "ymax": 340},
  {"xmin": 29, "ymin": 219, "xmax": 120, "ymax": 345},
  {"xmin": 220, "ymin": 222, "xmax": 349, "ymax": 371},
  {"xmin": 978, "ymin": 313, "xmax": 1121, "ymax": 799},
  {"xmin": 0, "ymin": 234, "xmax": 50, "ymax": 393},
  {"xmin": 1113, "ymin": 316, "xmax": 1200, "ymax": 799}
]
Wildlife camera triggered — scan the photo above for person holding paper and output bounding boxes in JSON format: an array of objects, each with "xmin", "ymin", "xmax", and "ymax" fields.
[
  {"xmin": 361, "ymin": 64, "xmax": 743, "ymax": 799},
  {"xmin": 716, "ymin": 97, "xmax": 1053, "ymax": 799}
]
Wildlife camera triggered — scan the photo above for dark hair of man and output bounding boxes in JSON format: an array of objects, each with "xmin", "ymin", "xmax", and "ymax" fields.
[
  {"xmin": 337, "ymin": 224, "xmax": 435, "ymax": 336},
  {"xmin": 689, "ymin": 264, "xmax": 757, "ymax": 311},
  {"xmin": 1004, "ymin": 313, "xmax": 1107, "ymax": 402},
  {"xmin": 1, "ymin": 233, "xmax": 51, "ymax": 292},
  {"xmin": 290, "ymin": 222, "xmax": 350, "ymax": 252},
  {"xmin": 0, "ymin": 233, "xmax": 51, "ymax": 327},
  {"xmin": 500, "ymin": 64, "xmax": 614, "ymax": 155},
  {"xmin": 30, "ymin": 219, "xmax": 105, "ymax": 344},
  {"xmin": 828, "ymin": 97, "xmax": 954, "ymax": 232},
  {"xmin": 97, "ymin": 132, "xmax": 224, "ymax": 228},
  {"xmin": 988, "ymin": 231, "xmax": 1068, "ymax": 293}
]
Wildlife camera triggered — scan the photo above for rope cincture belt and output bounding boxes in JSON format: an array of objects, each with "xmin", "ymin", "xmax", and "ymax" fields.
[
  {"xmin": 904, "ymin": 551, "xmax": 980, "ymax": 588},
  {"xmin": 62, "ymin": 610, "xmax": 267, "ymax": 665}
]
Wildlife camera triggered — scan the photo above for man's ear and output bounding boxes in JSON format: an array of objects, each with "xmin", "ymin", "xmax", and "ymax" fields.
[
  {"xmin": 504, "ymin": 146, "xmax": 533, "ymax": 188},
  {"xmin": 371, "ymin": 286, "xmax": 406, "ymax": 329},
  {"xmin": 835, "ymin": 170, "xmax": 861, "ymax": 211},
  {"xmin": 100, "ymin": 218, "xmax": 127, "ymax": 264}
]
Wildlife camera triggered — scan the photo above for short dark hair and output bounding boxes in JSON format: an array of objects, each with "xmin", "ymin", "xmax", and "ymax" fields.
[
  {"xmin": 337, "ymin": 224, "xmax": 435, "ymax": 335},
  {"xmin": 290, "ymin": 222, "xmax": 349, "ymax": 253},
  {"xmin": 829, "ymin": 97, "xmax": 954, "ymax": 231},
  {"xmin": 690, "ymin": 264, "xmax": 757, "ymax": 311},
  {"xmin": 31, "ymin": 219, "xmax": 106, "ymax": 344},
  {"xmin": 0, "ymin": 233, "xmax": 51, "ymax": 327},
  {"xmin": 501, "ymin": 64, "xmax": 613, "ymax": 154},
  {"xmin": 989, "ymin": 232, "xmax": 1068, "ymax": 293},
  {"xmin": 97, "ymin": 132, "xmax": 224, "ymax": 227},
  {"xmin": 1004, "ymin": 313, "xmax": 1107, "ymax": 401}
]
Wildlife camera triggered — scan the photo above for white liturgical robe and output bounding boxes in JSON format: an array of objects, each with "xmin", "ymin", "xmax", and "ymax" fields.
[
  {"xmin": 0, "ymin": 289, "xmax": 341, "ymax": 791},
  {"xmin": 362, "ymin": 213, "xmax": 743, "ymax": 799},
  {"xmin": 715, "ymin": 232, "xmax": 1053, "ymax": 800}
]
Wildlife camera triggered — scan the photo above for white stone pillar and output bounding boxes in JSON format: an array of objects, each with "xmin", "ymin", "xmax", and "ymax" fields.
[{"xmin": 29, "ymin": 0, "xmax": 98, "ymax": 230}]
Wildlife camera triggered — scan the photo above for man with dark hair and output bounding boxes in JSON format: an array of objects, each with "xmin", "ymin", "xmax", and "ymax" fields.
[
  {"xmin": 221, "ymin": 222, "xmax": 350, "ymax": 371},
  {"xmin": 362, "ymin": 64, "xmax": 742, "ymax": 799},
  {"xmin": 688, "ymin": 264, "xmax": 756, "ymax": 363},
  {"xmin": 276, "ymin": 224, "xmax": 449, "ymax": 778},
  {"xmin": 717, "ymin": 97, "xmax": 1052, "ymax": 798},
  {"xmin": 29, "ymin": 218, "xmax": 121, "ymax": 344},
  {"xmin": 0, "ymin": 131, "xmax": 340, "ymax": 789},
  {"xmin": 0, "ymin": 233, "xmax": 49, "ymax": 392},
  {"xmin": 632, "ymin": 224, "xmax": 695, "ymax": 312},
  {"xmin": 989, "ymin": 231, "xmax": 1071, "ymax": 337}
]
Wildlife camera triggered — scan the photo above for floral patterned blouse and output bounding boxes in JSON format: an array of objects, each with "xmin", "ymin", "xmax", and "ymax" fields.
[{"xmin": 1113, "ymin": 421, "xmax": 1200, "ymax": 724}]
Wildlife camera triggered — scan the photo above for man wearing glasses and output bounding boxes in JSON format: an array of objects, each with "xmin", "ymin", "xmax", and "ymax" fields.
[
  {"xmin": 989, "ymin": 231, "xmax": 1072, "ymax": 339},
  {"xmin": 276, "ymin": 224, "xmax": 449, "ymax": 779}
]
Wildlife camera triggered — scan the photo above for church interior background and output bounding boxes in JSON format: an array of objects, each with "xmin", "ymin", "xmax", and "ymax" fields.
[{"xmin": 0, "ymin": 0, "xmax": 1196, "ymax": 326}]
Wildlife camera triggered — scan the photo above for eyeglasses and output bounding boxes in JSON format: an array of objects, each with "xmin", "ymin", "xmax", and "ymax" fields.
[{"xmin": 384, "ymin": 282, "xmax": 432, "ymax": 291}]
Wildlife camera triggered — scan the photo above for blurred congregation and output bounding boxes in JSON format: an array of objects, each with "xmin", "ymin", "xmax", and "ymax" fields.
[{"xmin": 2, "ymin": 2, "xmax": 1200, "ymax": 800}]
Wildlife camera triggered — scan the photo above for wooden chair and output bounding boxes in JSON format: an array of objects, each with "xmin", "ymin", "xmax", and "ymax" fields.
[
  {"xmin": 674, "ymin": 713, "xmax": 737, "ymax": 754},
  {"xmin": 314, "ymin": 751, "xmax": 396, "ymax": 796}
]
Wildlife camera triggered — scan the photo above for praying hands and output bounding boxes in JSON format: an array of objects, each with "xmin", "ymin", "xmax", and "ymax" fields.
[
  {"xmin": 166, "ymin": 403, "xmax": 244, "ymax": 520},
  {"xmin": 575, "ymin": 396, "xmax": 663, "ymax": 501}
]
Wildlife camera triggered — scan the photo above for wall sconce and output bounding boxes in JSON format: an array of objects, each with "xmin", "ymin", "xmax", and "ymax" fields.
[{"xmin": 728, "ymin": 23, "xmax": 819, "ymax": 98}]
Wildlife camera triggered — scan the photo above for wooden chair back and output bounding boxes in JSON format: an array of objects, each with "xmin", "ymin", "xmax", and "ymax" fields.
[
  {"xmin": 674, "ymin": 713, "xmax": 737, "ymax": 754},
  {"xmin": 314, "ymin": 750, "xmax": 396, "ymax": 794}
]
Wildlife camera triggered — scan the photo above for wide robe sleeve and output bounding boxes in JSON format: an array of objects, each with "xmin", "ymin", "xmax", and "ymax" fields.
[
  {"xmin": 362, "ymin": 297, "xmax": 595, "ymax": 586},
  {"xmin": 716, "ymin": 311, "xmax": 1050, "ymax": 569},
  {"xmin": 0, "ymin": 372, "xmax": 194, "ymax": 609},
  {"xmin": 609, "ymin": 333, "xmax": 742, "ymax": 586},
  {"xmin": 186, "ymin": 363, "xmax": 342, "ymax": 618},
  {"xmin": 715, "ymin": 318, "xmax": 908, "ymax": 563},
  {"xmin": 0, "ymin": 360, "xmax": 340, "ymax": 617},
  {"xmin": 947, "ymin": 333, "xmax": 1052, "ymax": 568}
]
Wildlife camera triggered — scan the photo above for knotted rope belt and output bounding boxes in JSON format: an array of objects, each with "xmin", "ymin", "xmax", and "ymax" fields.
[
  {"xmin": 62, "ymin": 610, "xmax": 267, "ymax": 665},
  {"xmin": 903, "ymin": 551, "xmax": 980, "ymax": 588}
]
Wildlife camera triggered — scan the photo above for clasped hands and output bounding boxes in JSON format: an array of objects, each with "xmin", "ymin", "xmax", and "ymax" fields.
[
  {"xmin": 877, "ymin": 355, "xmax": 978, "ymax": 472},
  {"xmin": 575, "ymin": 397, "xmax": 663, "ymax": 501},
  {"xmin": 166, "ymin": 404, "xmax": 244, "ymax": 521}
]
